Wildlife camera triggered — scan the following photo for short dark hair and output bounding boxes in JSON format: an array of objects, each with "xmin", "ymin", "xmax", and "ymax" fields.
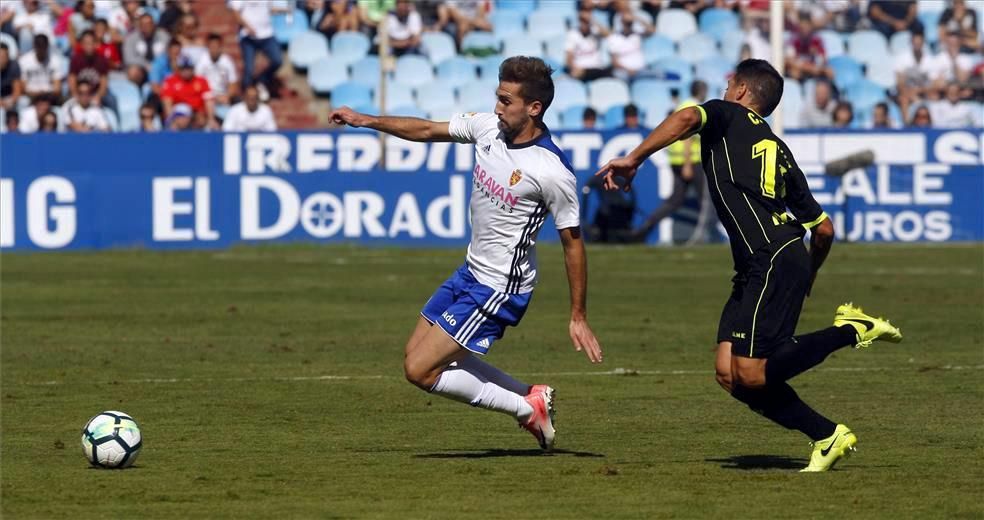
[
  {"xmin": 95, "ymin": 17, "xmax": 108, "ymax": 26},
  {"xmin": 690, "ymin": 80, "xmax": 707, "ymax": 98},
  {"xmin": 582, "ymin": 107, "xmax": 597, "ymax": 120},
  {"xmin": 207, "ymin": 32, "xmax": 222, "ymax": 43},
  {"xmin": 34, "ymin": 33, "xmax": 49, "ymax": 48},
  {"xmin": 623, "ymin": 103, "xmax": 639, "ymax": 118},
  {"xmin": 499, "ymin": 56, "xmax": 555, "ymax": 117},
  {"xmin": 874, "ymin": 101, "xmax": 888, "ymax": 112},
  {"xmin": 80, "ymin": 29, "xmax": 96, "ymax": 41},
  {"xmin": 733, "ymin": 59, "xmax": 783, "ymax": 117},
  {"xmin": 0, "ymin": 43, "xmax": 7, "ymax": 52}
]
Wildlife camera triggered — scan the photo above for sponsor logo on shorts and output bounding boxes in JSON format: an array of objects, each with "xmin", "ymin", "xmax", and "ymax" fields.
[
  {"xmin": 442, "ymin": 311, "xmax": 457, "ymax": 327},
  {"xmin": 476, "ymin": 338, "xmax": 491, "ymax": 349}
]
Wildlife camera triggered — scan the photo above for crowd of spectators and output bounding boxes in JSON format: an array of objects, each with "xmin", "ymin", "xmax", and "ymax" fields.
[{"xmin": 1, "ymin": 0, "xmax": 981, "ymax": 134}]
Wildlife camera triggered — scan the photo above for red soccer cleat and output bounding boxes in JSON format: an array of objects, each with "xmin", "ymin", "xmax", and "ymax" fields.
[{"xmin": 520, "ymin": 385, "xmax": 555, "ymax": 451}]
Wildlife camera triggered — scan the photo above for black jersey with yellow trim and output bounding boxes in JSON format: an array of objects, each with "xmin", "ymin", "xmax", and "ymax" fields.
[{"xmin": 693, "ymin": 99, "xmax": 827, "ymax": 272}]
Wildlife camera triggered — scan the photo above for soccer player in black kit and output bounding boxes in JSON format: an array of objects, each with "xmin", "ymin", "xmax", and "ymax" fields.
[{"xmin": 596, "ymin": 59, "xmax": 903, "ymax": 472}]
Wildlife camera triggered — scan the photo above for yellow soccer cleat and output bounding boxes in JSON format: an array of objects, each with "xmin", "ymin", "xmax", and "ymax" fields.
[
  {"xmin": 834, "ymin": 303, "xmax": 903, "ymax": 349},
  {"xmin": 801, "ymin": 424, "xmax": 858, "ymax": 472}
]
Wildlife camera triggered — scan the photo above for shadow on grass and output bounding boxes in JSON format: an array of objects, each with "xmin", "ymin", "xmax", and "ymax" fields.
[
  {"xmin": 706, "ymin": 454, "xmax": 809, "ymax": 470},
  {"xmin": 415, "ymin": 448, "xmax": 605, "ymax": 459}
]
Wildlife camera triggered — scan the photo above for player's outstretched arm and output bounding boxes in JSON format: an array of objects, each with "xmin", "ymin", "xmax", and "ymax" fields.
[
  {"xmin": 593, "ymin": 106, "xmax": 703, "ymax": 192},
  {"xmin": 559, "ymin": 227, "xmax": 603, "ymax": 364},
  {"xmin": 328, "ymin": 106, "xmax": 456, "ymax": 142}
]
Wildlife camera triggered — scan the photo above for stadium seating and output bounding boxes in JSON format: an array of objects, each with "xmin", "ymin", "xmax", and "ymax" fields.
[
  {"xmin": 288, "ymin": 31, "xmax": 329, "ymax": 70},
  {"xmin": 393, "ymin": 55, "xmax": 435, "ymax": 88},
  {"xmin": 656, "ymin": 9, "xmax": 698, "ymax": 42},
  {"xmin": 848, "ymin": 30, "xmax": 889, "ymax": 66},
  {"xmin": 651, "ymin": 56, "xmax": 694, "ymax": 90},
  {"xmin": 817, "ymin": 29, "xmax": 846, "ymax": 58},
  {"xmin": 865, "ymin": 58, "xmax": 896, "ymax": 89},
  {"xmin": 695, "ymin": 55, "xmax": 733, "ymax": 85},
  {"xmin": 781, "ymin": 78, "xmax": 804, "ymax": 128},
  {"xmin": 330, "ymin": 82, "xmax": 373, "ymax": 107},
  {"xmin": 642, "ymin": 34, "xmax": 676, "ymax": 65},
  {"xmin": 496, "ymin": 0, "xmax": 537, "ymax": 16},
  {"xmin": 491, "ymin": 11, "xmax": 526, "ymax": 43},
  {"xmin": 588, "ymin": 78, "xmax": 631, "ymax": 112},
  {"xmin": 478, "ymin": 55, "xmax": 505, "ymax": 81},
  {"xmin": 846, "ymin": 80, "xmax": 887, "ymax": 112},
  {"xmin": 542, "ymin": 107, "xmax": 561, "ymax": 129},
  {"xmin": 458, "ymin": 81, "xmax": 497, "ymax": 112},
  {"xmin": 421, "ymin": 32, "xmax": 457, "ymax": 65},
  {"xmin": 379, "ymin": 87, "xmax": 415, "ymax": 111},
  {"xmin": 503, "ymin": 35, "xmax": 543, "ymax": 58},
  {"xmin": 559, "ymin": 105, "xmax": 588, "ymax": 129},
  {"xmin": 545, "ymin": 34, "xmax": 567, "ymax": 64},
  {"xmin": 108, "ymin": 78, "xmax": 142, "ymax": 132},
  {"xmin": 678, "ymin": 33, "xmax": 718, "ymax": 64},
  {"xmin": 698, "ymin": 8, "xmax": 740, "ymax": 42},
  {"xmin": 350, "ymin": 56, "xmax": 381, "ymax": 88},
  {"xmin": 553, "ymin": 79, "xmax": 589, "ymax": 112},
  {"xmin": 828, "ymin": 55, "xmax": 864, "ymax": 91},
  {"xmin": 436, "ymin": 57, "xmax": 479, "ymax": 88},
  {"xmin": 272, "ymin": 9, "xmax": 309, "ymax": 46},
  {"xmin": 415, "ymin": 82, "xmax": 458, "ymax": 114},
  {"xmin": 527, "ymin": 10, "xmax": 569, "ymax": 40},
  {"xmin": 461, "ymin": 31, "xmax": 498, "ymax": 54},
  {"xmin": 308, "ymin": 56, "xmax": 350, "ymax": 95},
  {"xmin": 719, "ymin": 30, "xmax": 745, "ymax": 63},
  {"xmin": 918, "ymin": 9, "xmax": 943, "ymax": 45},
  {"xmin": 388, "ymin": 106, "xmax": 427, "ymax": 118},
  {"xmin": 0, "ymin": 32, "xmax": 18, "ymax": 60},
  {"xmin": 102, "ymin": 107, "xmax": 119, "ymax": 132},
  {"xmin": 889, "ymin": 31, "xmax": 914, "ymax": 56},
  {"xmin": 331, "ymin": 32, "xmax": 371, "ymax": 66}
]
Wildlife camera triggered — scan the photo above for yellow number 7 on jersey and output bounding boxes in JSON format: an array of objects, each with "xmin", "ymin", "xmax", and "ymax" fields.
[{"xmin": 752, "ymin": 138, "xmax": 778, "ymax": 198}]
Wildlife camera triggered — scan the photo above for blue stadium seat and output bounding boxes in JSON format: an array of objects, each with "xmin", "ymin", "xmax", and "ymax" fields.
[
  {"xmin": 889, "ymin": 30, "xmax": 913, "ymax": 55},
  {"xmin": 534, "ymin": 2, "xmax": 577, "ymax": 27},
  {"xmin": 918, "ymin": 9, "xmax": 943, "ymax": 45},
  {"xmin": 698, "ymin": 8, "xmax": 739, "ymax": 42},
  {"xmin": 108, "ymin": 78, "xmax": 142, "ymax": 132},
  {"xmin": 542, "ymin": 108, "xmax": 561, "ymax": 129},
  {"xmin": 848, "ymin": 30, "xmax": 889, "ymax": 66},
  {"xmin": 643, "ymin": 103, "xmax": 673, "ymax": 127},
  {"xmin": 695, "ymin": 55, "xmax": 734, "ymax": 86},
  {"xmin": 656, "ymin": 8, "xmax": 697, "ymax": 43},
  {"xmin": 781, "ymin": 78, "xmax": 803, "ymax": 129},
  {"xmin": 559, "ymin": 105, "xmax": 589, "ymax": 130},
  {"xmin": 846, "ymin": 80, "xmax": 887, "ymax": 112},
  {"xmin": 352, "ymin": 103, "xmax": 379, "ymax": 116},
  {"xmin": 458, "ymin": 81, "xmax": 497, "ymax": 113},
  {"xmin": 478, "ymin": 55, "xmax": 505, "ymax": 81},
  {"xmin": 462, "ymin": 31, "xmax": 499, "ymax": 54},
  {"xmin": 866, "ymin": 58, "xmax": 895, "ymax": 89},
  {"xmin": 630, "ymin": 79, "xmax": 672, "ymax": 109},
  {"xmin": 393, "ymin": 55, "xmax": 434, "ymax": 88},
  {"xmin": 552, "ymin": 79, "xmax": 589, "ymax": 112},
  {"xmin": 604, "ymin": 104, "xmax": 635, "ymax": 129},
  {"xmin": 650, "ymin": 56, "xmax": 694, "ymax": 90},
  {"xmin": 816, "ymin": 30, "xmax": 846, "ymax": 58},
  {"xmin": 680, "ymin": 33, "xmax": 718, "ymax": 63},
  {"xmin": 588, "ymin": 78, "xmax": 631, "ymax": 112},
  {"xmin": 491, "ymin": 11, "xmax": 527, "ymax": 43},
  {"xmin": 719, "ymin": 30, "xmax": 744, "ymax": 63},
  {"xmin": 388, "ymin": 106, "xmax": 427, "ymax": 118},
  {"xmin": 350, "ymin": 56, "xmax": 381, "ymax": 88},
  {"xmin": 427, "ymin": 104, "xmax": 460, "ymax": 121},
  {"xmin": 308, "ymin": 56, "xmax": 350, "ymax": 95},
  {"xmin": 527, "ymin": 10, "xmax": 569, "ymax": 41},
  {"xmin": 102, "ymin": 108, "xmax": 119, "ymax": 132},
  {"xmin": 288, "ymin": 31, "xmax": 329, "ymax": 70},
  {"xmin": 828, "ymin": 55, "xmax": 863, "ymax": 91},
  {"xmin": 503, "ymin": 35, "xmax": 543, "ymax": 58},
  {"xmin": 496, "ymin": 0, "xmax": 536, "ymax": 17},
  {"xmin": 330, "ymin": 82, "xmax": 373, "ymax": 107},
  {"xmin": 379, "ymin": 87, "xmax": 415, "ymax": 111},
  {"xmin": 272, "ymin": 9, "xmax": 310, "ymax": 46},
  {"xmin": 416, "ymin": 82, "xmax": 458, "ymax": 114},
  {"xmin": 642, "ymin": 34, "xmax": 676, "ymax": 65},
  {"xmin": 436, "ymin": 57, "xmax": 478, "ymax": 88},
  {"xmin": 545, "ymin": 34, "xmax": 567, "ymax": 64},
  {"xmin": 421, "ymin": 32, "xmax": 457, "ymax": 65},
  {"xmin": 331, "ymin": 31, "xmax": 371, "ymax": 65}
]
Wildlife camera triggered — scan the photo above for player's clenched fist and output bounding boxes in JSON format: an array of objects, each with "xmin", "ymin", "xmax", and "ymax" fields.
[{"xmin": 328, "ymin": 106, "xmax": 372, "ymax": 128}]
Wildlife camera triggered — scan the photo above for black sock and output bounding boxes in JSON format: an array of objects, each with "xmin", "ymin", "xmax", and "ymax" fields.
[
  {"xmin": 732, "ymin": 383, "xmax": 837, "ymax": 441},
  {"xmin": 765, "ymin": 325, "xmax": 858, "ymax": 383}
]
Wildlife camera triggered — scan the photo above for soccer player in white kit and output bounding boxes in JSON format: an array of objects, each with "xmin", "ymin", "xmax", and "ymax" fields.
[{"xmin": 329, "ymin": 56, "xmax": 602, "ymax": 451}]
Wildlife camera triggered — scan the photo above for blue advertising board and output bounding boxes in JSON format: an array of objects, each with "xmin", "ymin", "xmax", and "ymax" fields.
[{"xmin": 1, "ymin": 128, "xmax": 981, "ymax": 251}]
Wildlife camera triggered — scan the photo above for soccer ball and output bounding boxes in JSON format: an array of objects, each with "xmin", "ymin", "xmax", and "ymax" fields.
[{"xmin": 81, "ymin": 411, "xmax": 142, "ymax": 469}]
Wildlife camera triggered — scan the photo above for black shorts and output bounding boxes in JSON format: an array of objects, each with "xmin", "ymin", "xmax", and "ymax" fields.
[{"xmin": 717, "ymin": 237, "xmax": 812, "ymax": 358}]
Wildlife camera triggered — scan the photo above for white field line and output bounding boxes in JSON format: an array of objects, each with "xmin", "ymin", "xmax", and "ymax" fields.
[{"xmin": 19, "ymin": 364, "xmax": 984, "ymax": 387}]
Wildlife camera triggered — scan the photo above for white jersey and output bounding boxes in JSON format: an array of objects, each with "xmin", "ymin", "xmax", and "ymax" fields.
[{"xmin": 448, "ymin": 112, "xmax": 580, "ymax": 294}]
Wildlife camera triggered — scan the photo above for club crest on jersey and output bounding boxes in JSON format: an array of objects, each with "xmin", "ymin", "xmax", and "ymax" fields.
[{"xmin": 509, "ymin": 169, "xmax": 523, "ymax": 187}]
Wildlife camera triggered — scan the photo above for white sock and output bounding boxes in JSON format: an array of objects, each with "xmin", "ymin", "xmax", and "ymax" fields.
[
  {"xmin": 456, "ymin": 354, "xmax": 532, "ymax": 396},
  {"xmin": 430, "ymin": 366, "xmax": 534, "ymax": 421}
]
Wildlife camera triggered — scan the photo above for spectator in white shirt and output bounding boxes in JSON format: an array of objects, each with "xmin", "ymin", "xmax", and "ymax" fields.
[
  {"xmin": 13, "ymin": 0, "xmax": 54, "ymax": 42},
  {"xmin": 14, "ymin": 92, "xmax": 55, "ymax": 133},
  {"xmin": 933, "ymin": 32, "xmax": 975, "ymax": 88},
  {"xmin": 18, "ymin": 34, "xmax": 65, "ymax": 98},
  {"xmin": 222, "ymin": 84, "xmax": 276, "ymax": 132},
  {"xmin": 386, "ymin": 0, "xmax": 421, "ymax": 57},
  {"xmin": 565, "ymin": 8, "xmax": 612, "ymax": 81},
  {"xmin": 894, "ymin": 29, "xmax": 938, "ymax": 118},
  {"xmin": 122, "ymin": 13, "xmax": 169, "ymax": 70},
  {"xmin": 196, "ymin": 32, "xmax": 239, "ymax": 108},
  {"xmin": 606, "ymin": 11, "xmax": 653, "ymax": 80},
  {"xmin": 800, "ymin": 78, "xmax": 836, "ymax": 128},
  {"xmin": 63, "ymin": 79, "xmax": 110, "ymax": 132},
  {"xmin": 930, "ymin": 84, "xmax": 979, "ymax": 128},
  {"xmin": 229, "ymin": 0, "xmax": 287, "ymax": 96}
]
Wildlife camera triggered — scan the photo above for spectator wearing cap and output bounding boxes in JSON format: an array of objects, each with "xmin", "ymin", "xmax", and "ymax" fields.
[
  {"xmin": 18, "ymin": 34, "xmax": 65, "ymax": 99},
  {"xmin": 566, "ymin": 8, "xmax": 612, "ymax": 81},
  {"xmin": 868, "ymin": 0, "xmax": 922, "ymax": 38},
  {"xmin": 165, "ymin": 101, "xmax": 193, "ymax": 131},
  {"xmin": 1, "ymin": 43, "xmax": 24, "ymax": 111},
  {"xmin": 161, "ymin": 53, "xmax": 217, "ymax": 129},
  {"xmin": 195, "ymin": 32, "xmax": 239, "ymax": 111},
  {"xmin": 386, "ymin": 0, "xmax": 422, "ymax": 57},
  {"xmin": 69, "ymin": 30, "xmax": 110, "ymax": 104},
  {"xmin": 63, "ymin": 79, "xmax": 110, "ymax": 132},
  {"xmin": 222, "ymin": 85, "xmax": 277, "ymax": 132},
  {"xmin": 15, "ymin": 93, "xmax": 55, "ymax": 132},
  {"xmin": 123, "ymin": 13, "xmax": 169, "ymax": 70},
  {"xmin": 229, "ymin": 0, "xmax": 288, "ymax": 96}
]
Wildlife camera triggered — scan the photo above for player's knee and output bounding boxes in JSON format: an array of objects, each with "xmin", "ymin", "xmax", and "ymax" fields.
[{"xmin": 403, "ymin": 357, "xmax": 434, "ymax": 390}]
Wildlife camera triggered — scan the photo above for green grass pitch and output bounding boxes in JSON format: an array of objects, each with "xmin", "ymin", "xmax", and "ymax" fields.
[{"xmin": 2, "ymin": 243, "xmax": 982, "ymax": 518}]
